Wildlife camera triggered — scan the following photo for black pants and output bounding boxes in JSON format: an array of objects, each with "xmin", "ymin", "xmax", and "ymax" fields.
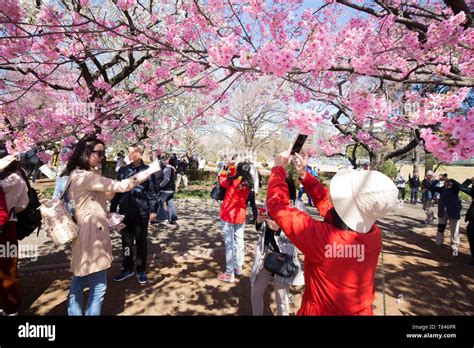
[
  {"xmin": 26, "ymin": 163, "xmax": 41, "ymax": 183},
  {"xmin": 121, "ymin": 215, "xmax": 149, "ymax": 273},
  {"xmin": 398, "ymin": 187, "xmax": 406, "ymax": 200},
  {"xmin": 467, "ymin": 221, "xmax": 474, "ymax": 259},
  {"xmin": 247, "ymin": 191, "xmax": 258, "ymax": 222}
]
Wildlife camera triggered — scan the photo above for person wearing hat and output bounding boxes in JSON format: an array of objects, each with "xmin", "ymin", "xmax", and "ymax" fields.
[
  {"xmin": 266, "ymin": 147, "xmax": 398, "ymax": 315},
  {"xmin": 0, "ymin": 154, "xmax": 29, "ymax": 316}
]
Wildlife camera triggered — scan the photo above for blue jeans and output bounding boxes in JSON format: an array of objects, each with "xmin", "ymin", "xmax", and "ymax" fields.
[
  {"xmin": 410, "ymin": 188, "xmax": 419, "ymax": 204},
  {"xmin": 297, "ymin": 187, "xmax": 312, "ymax": 206},
  {"xmin": 156, "ymin": 191, "xmax": 177, "ymax": 223},
  {"xmin": 221, "ymin": 220, "xmax": 245, "ymax": 275},
  {"xmin": 52, "ymin": 175, "xmax": 68, "ymax": 199},
  {"xmin": 52, "ymin": 175, "xmax": 74, "ymax": 214},
  {"xmin": 67, "ymin": 270, "xmax": 107, "ymax": 316}
]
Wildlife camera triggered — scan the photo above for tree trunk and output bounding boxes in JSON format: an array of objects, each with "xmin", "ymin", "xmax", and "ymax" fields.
[
  {"xmin": 412, "ymin": 146, "xmax": 420, "ymax": 177},
  {"xmin": 348, "ymin": 144, "xmax": 359, "ymax": 169},
  {"xmin": 371, "ymin": 152, "xmax": 384, "ymax": 171}
]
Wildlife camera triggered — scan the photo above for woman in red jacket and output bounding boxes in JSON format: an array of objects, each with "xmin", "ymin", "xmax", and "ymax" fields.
[
  {"xmin": 217, "ymin": 161, "xmax": 254, "ymax": 283},
  {"xmin": 0, "ymin": 154, "xmax": 29, "ymax": 316},
  {"xmin": 266, "ymin": 149, "xmax": 398, "ymax": 315}
]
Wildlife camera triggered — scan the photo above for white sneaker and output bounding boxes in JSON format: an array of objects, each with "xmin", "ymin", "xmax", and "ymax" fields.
[
  {"xmin": 2, "ymin": 311, "xmax": 18, "ymax": 316},
  {"xmin": 435, "ymin": 233, "xmax": 444, "ymax": 246}
]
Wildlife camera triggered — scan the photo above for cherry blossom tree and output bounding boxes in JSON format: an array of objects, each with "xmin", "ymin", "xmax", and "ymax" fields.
[{"xmin": 0, "ymin": 0, "xmax": 472, "ymax": 167}]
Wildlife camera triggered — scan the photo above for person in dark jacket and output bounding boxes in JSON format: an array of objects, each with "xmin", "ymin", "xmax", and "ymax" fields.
[
  {"xmin": 111, "ymin": 143, "xmax": 158, "ymax": 285},
  {"xmin": 175, "ymin": 156, "xmax": 189, "ymax": 190},
  {"xmin": 408, "ymin": 173, "xmax": 420, "ymax": 205},
  {"xmin": 24, "ymin": 145, "xmax": 43, "ymax": 183},
  {"xmin": 155, "ymin": 153, "xmax": 178, "ymax": 225},
  {"xmin": 460, "ymin": 177, "xmax": 474, "ymax": 265},
  {"xmin": 421, "ymin": 170, "xmax": 436, "ymax": 224},
  {"xmin": 432, "ymin": 174, "xmax": 462, "ymax": 254}
]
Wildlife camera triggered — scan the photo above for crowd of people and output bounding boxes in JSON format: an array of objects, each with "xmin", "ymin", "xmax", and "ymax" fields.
[
  {"xmin": 394, "ymin": 169, "xmax": 474, "ymax": 259},
  {"xmin": 0, "ymin": 136, "xmax": 473, "ymax": 317}
]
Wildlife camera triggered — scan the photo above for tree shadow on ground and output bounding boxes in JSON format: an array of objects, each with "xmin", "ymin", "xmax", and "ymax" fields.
[
  {"xmin": 18, "ymin": 198, "xmax": 473, "ymax": 316},
  {"xmin": 374, "ymin": 206, "xmax": 473, "ymax": 315}
]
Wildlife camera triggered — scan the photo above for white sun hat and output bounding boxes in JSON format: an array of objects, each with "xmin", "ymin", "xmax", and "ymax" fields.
[
  {"xmin": 0, "ymin": 155, "xmax": 17, "ymax": 171},
  {"xmin": 329, "ymin": 168, "xmax": 399, "ymax": 233}
]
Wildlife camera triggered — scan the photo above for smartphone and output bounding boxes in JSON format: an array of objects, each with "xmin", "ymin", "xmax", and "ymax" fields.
[{"xmin": 291, "ymin": 134, "xmax": 308, "ymax": 155}]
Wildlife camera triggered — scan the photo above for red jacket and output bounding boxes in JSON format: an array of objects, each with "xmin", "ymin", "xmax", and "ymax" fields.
[
  {"xmin": 219, "ymin": 166, "xmax": 250, "ymax": 225},
  {"xmin": 266, "ymin": 166, "xmax": 381, "ymax": 315},
  {"xmin": 0, "ymin": 188, "xmax": 9, "ymax": 227}
]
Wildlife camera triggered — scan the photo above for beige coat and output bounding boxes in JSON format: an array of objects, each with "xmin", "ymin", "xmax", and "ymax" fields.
[{"xmin": 67, "ymin": 168, "xmax": 153, "ymax": 277}]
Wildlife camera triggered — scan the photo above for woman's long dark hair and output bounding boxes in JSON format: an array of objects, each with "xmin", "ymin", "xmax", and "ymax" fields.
[
  {"xmin": 63, "ymin": 135, "xmax": 105, "ymax": 176},
  {"xmin": 230, "ymin": 162, "xmax": 253, "ymax": 190},
  {"xmin": 329, "ymin": 208, "xmax": 350, "ymax": 230},
  {"xmin": 286, "ymin": 173, "xmax": 296, "ymax": 203}
]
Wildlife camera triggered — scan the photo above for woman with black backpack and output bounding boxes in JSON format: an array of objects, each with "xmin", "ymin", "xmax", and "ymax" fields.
[{"xmin": 0, "ymin": 154, "xmax": 29, "ymax": 316}]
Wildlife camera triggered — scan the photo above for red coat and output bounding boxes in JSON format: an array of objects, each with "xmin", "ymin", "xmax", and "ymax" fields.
[
  {"xmin": 219, "ymin": 166, "xmax": 250, "ymax": 225},
  {"xmin": 0, "ymin": 188, "xmax": 9, "ymax": 227},
  {"xmin": 266, "ymin": 166, "xmax": 381, "ymax": 315}
]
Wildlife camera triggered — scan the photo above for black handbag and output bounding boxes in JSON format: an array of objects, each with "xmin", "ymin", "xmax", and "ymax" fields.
[
  {"xmin": 263, "ymin": 251, "xmax": 298, "ymax": 278},
  {"xmin": 210, "ymin": 182, "xmax": 226, "ymax": 201}
]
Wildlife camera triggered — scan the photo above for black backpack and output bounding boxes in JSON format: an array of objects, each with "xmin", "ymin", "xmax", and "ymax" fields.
[
  {"xmin": 15, "ymin": 170, "xmax": 42, "ymax": 240},
  {"xmin": 210, "ymin": 182, "xmax": 226, "ymax": 201}
]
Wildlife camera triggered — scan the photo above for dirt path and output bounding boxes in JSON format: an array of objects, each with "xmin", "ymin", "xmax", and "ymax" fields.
[{"xmin": 17, "ymin": 194, "xmax": 474, "ymax": 316}]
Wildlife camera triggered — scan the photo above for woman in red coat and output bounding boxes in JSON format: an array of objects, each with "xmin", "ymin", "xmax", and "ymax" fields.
[
  {"xmin": 217, "ymin": 161, "xmax": 254, "ymax": 283},
  {"xmin": 266, "ymin": 150, "xmax": 398, "ymax": 315}
]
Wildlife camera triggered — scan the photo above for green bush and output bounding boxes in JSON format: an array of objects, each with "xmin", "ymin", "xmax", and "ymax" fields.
[
  {"xmin": 460, "ymin": 191, "xmax": 472, "ymax": 202},
  {"xmin": 318, "ymin": 172, "xmax": 335, "ymax": 185},
  {"xmin": 380, "ymin": 160, "xmax": 398, "ymax": 179},
  {"xmin": 187, "ymin": 169, "xmax": 217, "ymax": 182},
  {"xmin": 39, "ymin": 187, "xmax": 54, "ymax": 200}
]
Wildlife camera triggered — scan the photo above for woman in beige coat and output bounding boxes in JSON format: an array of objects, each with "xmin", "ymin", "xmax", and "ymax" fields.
[{"xmin": 63, "ymin": 135, "xmax": 161, "ymax": 316}]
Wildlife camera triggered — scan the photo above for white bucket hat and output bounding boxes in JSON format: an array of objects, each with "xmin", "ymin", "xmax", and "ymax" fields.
[
  {"xmin": 0, "ymin": 155, "xmax": 17, "ymax": 171},
  {"xmin": 329, "ymin": 168, "xmax": 399, "ymax": 233}
]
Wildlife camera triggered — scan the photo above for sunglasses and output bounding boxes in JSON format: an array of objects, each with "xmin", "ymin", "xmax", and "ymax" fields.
[{"xmin": 91, "ymin": 150, "xmax": 106, "ymax": 158}]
